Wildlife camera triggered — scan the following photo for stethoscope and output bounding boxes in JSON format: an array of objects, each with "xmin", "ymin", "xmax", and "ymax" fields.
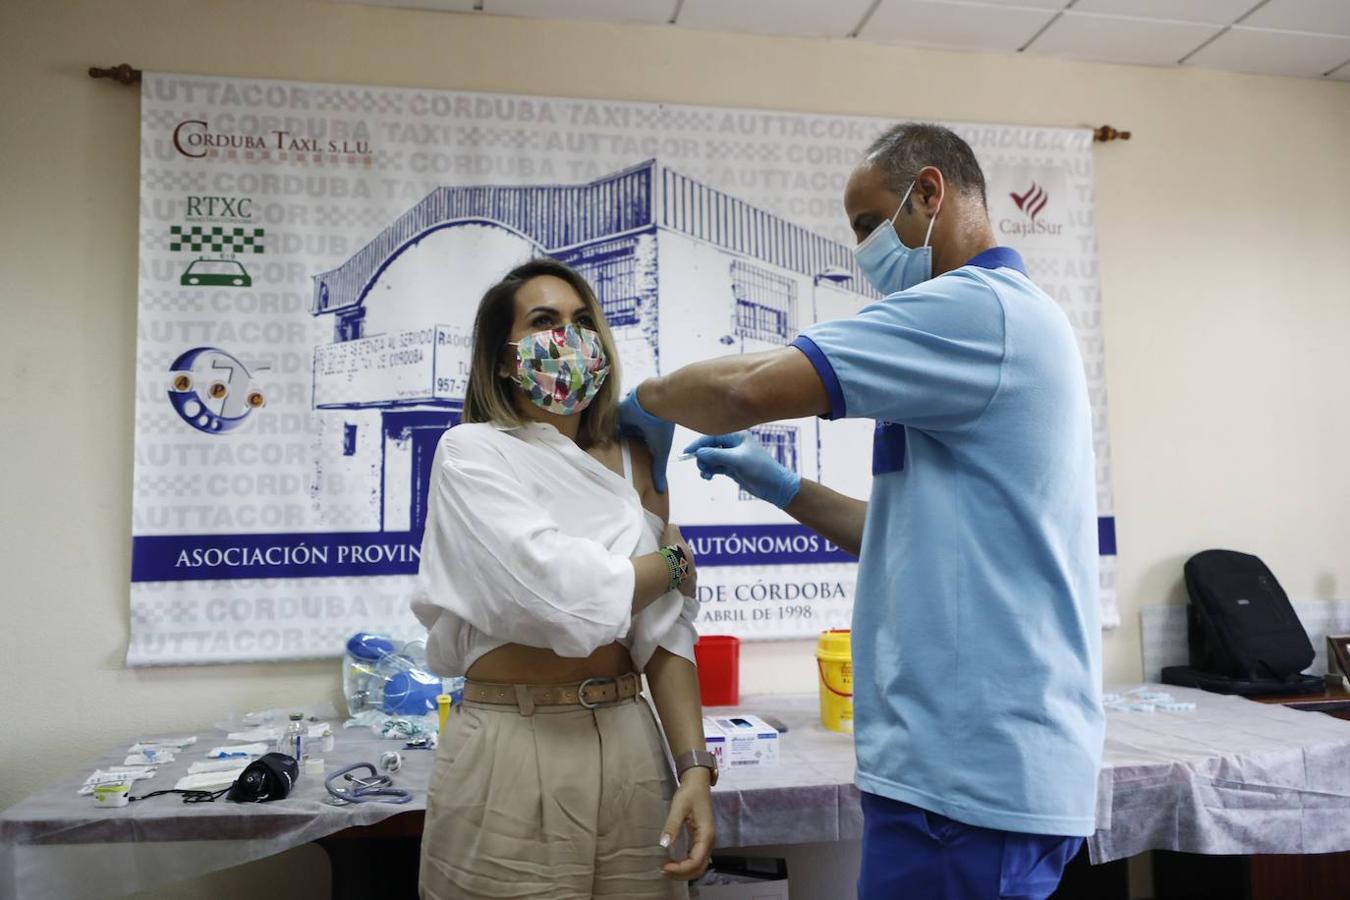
[{"xmin": 323, "ymin": 762, "xmax": 413, "ymax": 805}]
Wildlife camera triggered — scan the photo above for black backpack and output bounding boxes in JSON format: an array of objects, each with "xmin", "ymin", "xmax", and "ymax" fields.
[{"xmin": 1183, "ymin": 550, "xmax": 1314, "ymax": 682}]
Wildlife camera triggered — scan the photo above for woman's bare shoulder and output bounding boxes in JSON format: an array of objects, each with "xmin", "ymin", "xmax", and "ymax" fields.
[{"xmin": 624, "ymin": 438, "xmax": 669, "ymax": 521}]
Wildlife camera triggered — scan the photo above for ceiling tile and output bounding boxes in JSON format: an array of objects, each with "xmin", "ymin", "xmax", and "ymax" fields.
[
  {"xmin": 859, "ymin": 0, "xmax": 1057, "ymax": 53},
  {"xmin": 676, "ymin": 0, "xmax": 876, "ymax": 39},
  {"xmin": 1027, "ymin": 11, "xmax": 1221, "ymax": 65},
  {"xmin": 1242, "ymin": 0, "xmax": 1350, "ymax": 37},
  {"xmin": 942, "ymin": 0, "xmax": 1067, "ymax": 8},
  {"xmin": 1071, "ymin": 0, "xmax": 1255, "ymax": 26},
  {"xmin": 1184, "ymin": 26, "xmax": 1350, "ymax": 77},
  {"xmin": 332, "ymin": 0, "xmax": 478, "ymax": 11},
  {"xmin": 482, "ymin": 0, "xmax": 677, "ymax": 25}
]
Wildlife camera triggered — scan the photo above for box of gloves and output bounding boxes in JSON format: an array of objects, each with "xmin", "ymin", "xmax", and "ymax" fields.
[
  {"xmin": 702, "ymin": 714, "xmax": 779, "ymax": 769},
  {"xmin": 693, "ymin": 855, "xmax": 789, "ymax": 899}
]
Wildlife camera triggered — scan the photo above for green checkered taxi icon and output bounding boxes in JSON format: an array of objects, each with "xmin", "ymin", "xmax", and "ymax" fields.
[
  {"xmin": 180, "ymin": 257, "xmax": 252, "ymax": 288},
  {"xmin": 169, "ymin": 224, "xmax": 265, "ymax": 254}
]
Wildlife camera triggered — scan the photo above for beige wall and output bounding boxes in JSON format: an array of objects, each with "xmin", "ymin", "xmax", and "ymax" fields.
[{"xmin": 4, "ymin": 0, "xmax": 1349, "ymax": 895}]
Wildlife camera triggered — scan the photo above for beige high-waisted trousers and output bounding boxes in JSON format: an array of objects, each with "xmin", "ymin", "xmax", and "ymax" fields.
[{"xmin": 418, "ymin": 692, "xmax": 689, "ymax": 900}]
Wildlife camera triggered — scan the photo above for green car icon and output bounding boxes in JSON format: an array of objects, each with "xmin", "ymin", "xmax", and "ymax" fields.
[{"xmin": 181, "ymin": 258, "xmax": 252, "ymax": 287}]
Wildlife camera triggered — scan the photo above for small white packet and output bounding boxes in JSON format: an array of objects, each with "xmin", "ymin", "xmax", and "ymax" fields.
[
  {"xmin": 189, "ymin": 759, "xmax": 253, "ymax": 774},
  {"xmin": 206, "ymin": 742, "xmax": 270, "ymax": 759},
  {"xmin": 174, "ymin": 769, "xmax": 244, "ymax": 792},
  {"xmin": 227, "ymin": 727, "xmax": 280, "ymax": 743},
  {"xmin": 129, "ymin": 736, "xmax": 197, "ymax": 751},
  {"xmin": 79, "ymin": 768, "xmax": 156, "ymax": 796},
  {"xmin": 124, "ymin": 748, "xmax": 176, "ymax": 766}
]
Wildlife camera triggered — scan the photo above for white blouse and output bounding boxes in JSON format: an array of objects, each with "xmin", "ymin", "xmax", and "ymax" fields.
[{"xmin": 410, "ymin": 420, "xmax": 699, "ymax": 677}]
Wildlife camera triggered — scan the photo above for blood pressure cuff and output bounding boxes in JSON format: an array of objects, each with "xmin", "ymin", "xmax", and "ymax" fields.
[{"xmin": 226, "ymin": 752, "xmax": 298, "ymax": 803}]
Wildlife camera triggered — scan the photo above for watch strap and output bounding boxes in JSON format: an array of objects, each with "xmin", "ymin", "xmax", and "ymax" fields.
[{"xmin": 674, "ymin": 749, "xmax": 718, "ymax": 786}]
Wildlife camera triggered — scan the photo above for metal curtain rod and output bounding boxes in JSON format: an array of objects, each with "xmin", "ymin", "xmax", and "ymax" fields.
[
  {"xmin": 1093, "ymin": 125, "xmax": 1131, "ymax": 142},
  {"xmin": 88, "ymin": 65, "xmax": 1132, "ymax": 142},
  {"xmin": 89, "ymin": 64, "xmax": 141, "ymax": 85}
]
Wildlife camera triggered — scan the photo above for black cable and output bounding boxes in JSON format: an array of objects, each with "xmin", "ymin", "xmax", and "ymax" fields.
[{"xmin": 128, "ymin": 787, "xmax": 230, "ymax": 804}]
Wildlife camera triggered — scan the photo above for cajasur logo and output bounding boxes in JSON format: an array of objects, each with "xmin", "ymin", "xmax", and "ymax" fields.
[
  {"xmin": 1001, "ymin": 181, "xmax": 1063, "ymax": 237},
  {"xmin": 1010, "ymin": 182, "xmax": 1049, "ymax": 222}
]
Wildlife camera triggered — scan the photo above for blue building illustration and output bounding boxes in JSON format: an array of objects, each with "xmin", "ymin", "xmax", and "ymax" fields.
[{"xmin": 309, "ymin": 160, "xmax": 876, "ymax": 534}]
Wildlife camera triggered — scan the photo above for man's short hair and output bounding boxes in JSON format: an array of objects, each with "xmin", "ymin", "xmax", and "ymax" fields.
[{"xmin": 865, "ymin": 123, "xmax": 988, "ymax": 208}]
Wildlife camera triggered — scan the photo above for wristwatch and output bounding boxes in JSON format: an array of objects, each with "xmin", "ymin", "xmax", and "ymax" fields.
[{"xmin": 673, "ymin": 749, "xmax": 719, "ymax": 786}]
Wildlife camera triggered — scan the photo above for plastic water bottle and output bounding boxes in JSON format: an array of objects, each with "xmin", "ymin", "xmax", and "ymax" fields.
[{"xmin": 281, "ymin": 713, "xmax": 308, "ymax": 766}]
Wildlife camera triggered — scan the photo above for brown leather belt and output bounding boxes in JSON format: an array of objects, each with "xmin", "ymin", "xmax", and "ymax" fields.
[{"xmin": 462, "ymin": 672, "xmax": 642, "ymax": 715}]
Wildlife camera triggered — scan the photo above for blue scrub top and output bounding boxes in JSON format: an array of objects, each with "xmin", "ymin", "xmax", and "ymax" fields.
[{"xmin": 792, "ymin": 247, "xmax": 1103, "ymax": 837}]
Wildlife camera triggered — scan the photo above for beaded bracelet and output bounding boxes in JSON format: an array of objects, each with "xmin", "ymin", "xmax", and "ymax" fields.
[{"xmin": 657, "ymin": 544, "xmax": 689, "ymax": 592}]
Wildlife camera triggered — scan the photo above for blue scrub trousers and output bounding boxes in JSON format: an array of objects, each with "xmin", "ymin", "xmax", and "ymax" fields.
[{"xmin": 858, "ymin": 793, "xmax": 1083, "ymax": 900}]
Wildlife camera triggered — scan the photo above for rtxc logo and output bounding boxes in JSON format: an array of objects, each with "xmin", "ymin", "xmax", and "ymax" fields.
[
  {"xmin": 1010, "ymin": 182, "xmax": 1049, "ymax": 222},
  {"xmin": 1000, "ymin": 180, "xmax": 1063, "ymax": 238}
]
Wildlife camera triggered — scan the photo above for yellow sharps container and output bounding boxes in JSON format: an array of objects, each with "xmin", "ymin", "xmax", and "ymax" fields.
[{"xmin": 816, "ymin": 629, "xmax": 853, "ymax": 733}]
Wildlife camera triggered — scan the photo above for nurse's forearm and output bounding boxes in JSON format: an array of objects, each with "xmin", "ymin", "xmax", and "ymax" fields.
[
  {"xmin": 644, "ymin": 647, "xmax": 706, "ymax": 759},
  {"xmin": 639, "ymin": 348, "xmax": 829, "ymax": 434},
  {"xmin": 638, "ymin": 355, "xmax": 765, "ymax": 434},
  {"xmin": 784, "ymin": 479, "xmax": 867, "ymax": 558}
]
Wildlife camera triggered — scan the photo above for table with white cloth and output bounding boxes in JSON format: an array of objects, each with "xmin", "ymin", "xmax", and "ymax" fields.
[{"xmin": 5, "ymin": 685, "xmax": 1350, "ymax": 899}]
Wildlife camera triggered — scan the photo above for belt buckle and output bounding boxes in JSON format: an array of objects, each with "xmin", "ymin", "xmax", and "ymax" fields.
[{"xmin": 577, "ymin": 676, "xmax": 616, "ymax": 709}]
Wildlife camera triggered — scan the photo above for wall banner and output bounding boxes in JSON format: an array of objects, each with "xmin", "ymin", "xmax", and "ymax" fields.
[{"xmin": 131, "ymin": 73, "xmax": 1117, "ymax": 664}]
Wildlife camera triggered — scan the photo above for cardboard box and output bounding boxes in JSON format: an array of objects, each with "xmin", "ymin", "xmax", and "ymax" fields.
[
  {"xmin": 703, "ymin": 714, "xmax": 779, "ymax": 769},
  {"xmin": 692, "ymin": 873, "xmax": 789, "ymax": 899},
  {"xmin": 1327, "ymin": 634, "xmax": 1350, "ymax": 689},
  {"xmin": 694, "ymin": 856, "xmax": 789, "ymax": 899}
]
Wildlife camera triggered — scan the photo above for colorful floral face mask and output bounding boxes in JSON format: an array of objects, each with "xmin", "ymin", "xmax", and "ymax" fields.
[{"xmin": 510, "ymin": 324, "xmax": 611, "ymax": 416}]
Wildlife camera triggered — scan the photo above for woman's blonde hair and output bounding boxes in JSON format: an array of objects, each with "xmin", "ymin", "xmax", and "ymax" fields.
[{"xmin": 462, "ymin": 258, "xmax": 621, "ymax": 447}]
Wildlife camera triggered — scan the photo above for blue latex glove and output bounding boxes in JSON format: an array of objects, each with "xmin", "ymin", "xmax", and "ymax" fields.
[
  {"xmin": 683, "ymin": 432, "xmax": 801, "ymax": 509},
  {"xmin": 617, "ymin": 387, "xmax": 674, "ymax": 493}
]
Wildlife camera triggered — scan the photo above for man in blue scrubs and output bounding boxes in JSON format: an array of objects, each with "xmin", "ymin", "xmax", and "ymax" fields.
[{"xmin": 620, "ymin": 123, "xmax": 1103, "ymax": 899}]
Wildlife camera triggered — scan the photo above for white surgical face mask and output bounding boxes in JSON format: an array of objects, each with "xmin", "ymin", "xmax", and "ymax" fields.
[{"xmin": 853, "ymin": 181, "xmax": 939, "ymax": 295}]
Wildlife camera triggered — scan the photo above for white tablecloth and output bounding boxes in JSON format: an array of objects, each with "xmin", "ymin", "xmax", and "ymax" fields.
[{"xmin": 6, "ymin": 685, "xmax": 1350, "ymax": 898}]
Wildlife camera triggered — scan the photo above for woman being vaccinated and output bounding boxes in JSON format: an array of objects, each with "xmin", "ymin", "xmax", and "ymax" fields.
[{"xmin": 413, "ymin": 259, "xmax": 715, "ymax": 899}]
